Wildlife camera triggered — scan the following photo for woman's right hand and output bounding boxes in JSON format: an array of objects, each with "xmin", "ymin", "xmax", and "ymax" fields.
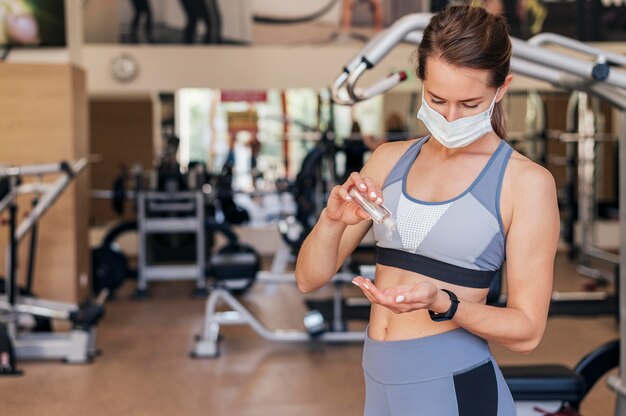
[{"xmin": 325, "ymin": 172, "xmax": 383, "ymax": 226}]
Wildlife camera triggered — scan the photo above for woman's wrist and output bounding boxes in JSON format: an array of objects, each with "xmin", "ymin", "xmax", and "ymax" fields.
[
  {"xmin": 320, "ymin": 208, "xmax": 348, "ymax": 231},
  {"xmin": 430, "ymin": 289, "xmax": 453, "ymax": 314}
]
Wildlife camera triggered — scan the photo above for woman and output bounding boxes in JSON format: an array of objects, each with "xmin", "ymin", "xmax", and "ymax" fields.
[{"xmin": 295, "ymin": 5, "xmax": 559, "ymax": 415}]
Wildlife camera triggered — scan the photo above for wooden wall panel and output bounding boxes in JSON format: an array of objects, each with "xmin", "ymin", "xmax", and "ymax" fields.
[{"xmin": 0, "ymin": 64, "xmax": 89, "ymax": 303}]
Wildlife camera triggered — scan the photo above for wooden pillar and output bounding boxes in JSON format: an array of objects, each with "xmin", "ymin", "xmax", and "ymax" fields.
[
  {"xmin": 89, "ymin": 98, "xmax": 154, "ymax": 225},
  {"xmin": 0, "ymin": 63, "xmax": 90, "ymax": 303}
]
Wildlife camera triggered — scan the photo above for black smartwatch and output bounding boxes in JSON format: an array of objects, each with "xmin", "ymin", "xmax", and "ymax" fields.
[{"xmin": 428, "ymin": 289, "xmax": 459, "ymax": 322}]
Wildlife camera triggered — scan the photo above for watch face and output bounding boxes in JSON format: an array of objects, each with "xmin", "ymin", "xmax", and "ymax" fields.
[{"xmin": 110, "ymin": 53, "xmax": 139, "ymax": 83}]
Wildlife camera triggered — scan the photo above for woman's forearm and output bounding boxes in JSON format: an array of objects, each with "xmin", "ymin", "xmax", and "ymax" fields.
[
  {"xmin": 295, "ymin": 209, "xmax": 348, "ymax": 292},
  {"xmin": 437, "ymin": 293, "xmax": 546, "ymax": 353}
]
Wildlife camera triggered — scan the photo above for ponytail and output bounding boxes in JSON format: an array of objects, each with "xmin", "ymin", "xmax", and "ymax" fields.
[{"xmin": 491, "ymin": 100, "xmax": 507, "ymax": 139}]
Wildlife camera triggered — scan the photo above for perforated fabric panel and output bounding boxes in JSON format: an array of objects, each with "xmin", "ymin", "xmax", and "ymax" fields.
[{"xmin": 396, "ymin": 193, "xmax": 452, "ymax": 251}]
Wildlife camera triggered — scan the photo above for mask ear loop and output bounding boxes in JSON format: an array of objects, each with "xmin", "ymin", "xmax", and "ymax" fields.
[{"xmin": 488, "ymin": 88, "xmax": 501, "ymax": 117}]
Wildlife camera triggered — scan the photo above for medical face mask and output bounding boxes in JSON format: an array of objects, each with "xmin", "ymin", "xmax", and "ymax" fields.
[{"xmin": 417, "ymin": 88, "xmax": 500, "ymax": 149}]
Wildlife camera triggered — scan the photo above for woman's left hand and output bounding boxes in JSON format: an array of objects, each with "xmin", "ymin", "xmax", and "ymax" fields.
[{"xmin": 352, "ymin": 276, "xmax": 440, "ymax": 314}]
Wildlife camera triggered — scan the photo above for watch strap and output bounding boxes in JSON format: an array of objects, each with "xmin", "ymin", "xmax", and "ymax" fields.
[{"xmin": 429, "ymin": 289, "xmax": 459, "ymax": 322}]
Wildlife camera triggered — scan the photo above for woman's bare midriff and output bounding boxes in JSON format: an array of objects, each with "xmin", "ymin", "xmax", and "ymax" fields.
[{"xmin": 367, "ymin": 263, "xmax": 490, "ymax": 341}]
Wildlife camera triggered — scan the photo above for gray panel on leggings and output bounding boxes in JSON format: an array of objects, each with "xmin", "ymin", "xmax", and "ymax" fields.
[
  {"xmin": 416, "ymin": 193, "xmax": 500, "ymax": 271},
  {"xmin": 373, "ymin": 181, "xmax": 403, "ymax": 247},
  {"xmin": 386, "ymin": 376, "xmax": 459, "ymax": 416},
  {"xmin": 382, "ymin": 138, "xmax": 427, "ymax": 189}
]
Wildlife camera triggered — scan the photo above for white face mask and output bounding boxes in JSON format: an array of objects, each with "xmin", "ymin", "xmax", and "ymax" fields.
[{"xmin": 417, "ymin": 88, "xmax": 500, "ymax": 148}]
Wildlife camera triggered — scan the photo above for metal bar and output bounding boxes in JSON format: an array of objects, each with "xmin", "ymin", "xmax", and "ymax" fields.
[
  {"xmin": 19, "ymin": 297, "xmax": 76, "ymax": 314},
  {"xmin": 255, "ymin": 271, "xmax": 355, "ymax": 284},
  {"xmin": 332, "ymin": 283, "xmax": 345, "ymax": 331},
  {"xmin": 511, "ymin": 38, "xmax": 626, "ymax": 90},
  {"xmin": 196, "ymin": 191, "xmax": 206, "ymax": 290},
  {"xmin": 528, "ymin": 33, "xmax": 626, "ymax": 67},
  {"xmin": 335, "ymin": 20, "xmax": 626, "ymax": 109},
  {"xmin": 0, "ymin": 162, "xmax": 66, "ymax": 178},
  {"xmin": 347, "ymin": 63, "xmax": 408, "ymax": 101},
  {"xmin": 143, "ymin": 265, "xmax": 200, "ymax": 280},
  {"xmin": 0, "ymin": 190, "xmax": 13, "ymax": 214},
  {"xmin": 510, "ymin": 57, "xmax": 582, "ymax": 87},
  {"xmin": 146, "ymin": 203, "xmax": 195, "ymax": 212},
  {"xmin": 333, "ymin": 15, "xmax": 430, "ymax": 104},
  {"xmin": 12, "ymin": 304, "xmax": 70, "ymax": 321},
  {"xmin": 581, "ymin": 245, "xmax": 620, "ymax": 266},
  {"xmin": 612, "ymin": 110, "xmax": 626, "ymax": 416},
  {"xmin": 144, "ymin": 191, "xmax": 198, "ymax": 200},
  {"xmin": 577, "ymin": 94, "xmax": 594, "ymax": 268},
  {"xmin": 361, "ymin": 13, "xmax": 432, "ymax": 66},
  {"xmin": 137, "ymin": 192, "xmax": 147, "ymax": 291},
  {"xmin": 143, "ymin": 219, "xmax": 199, "ymax": 233},
  {"xmin": 7, "ymin": 183, "xmax": 17, "ymax": 308},
  {"xmin": 16, "ymin": 184, "xmax": 54, "ymax": 195},
  {"xmin": 204, "ymin": 289, "xmax": 365, "ymax": 343},
  {"xmin": 90, "ymin": 189, "xmax": 137, "ymax": 199},
  {"xmin": 331, "ymin": 71, "xmax": 352, "ymax": 105},
  {"xmin": 15, "ymin": 159, "xmax": 88, "ymax": 242}
]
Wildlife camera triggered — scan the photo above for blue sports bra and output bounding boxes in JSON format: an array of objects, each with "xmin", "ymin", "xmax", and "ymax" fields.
[{"xmin": 372, "ymin": 136, "xmax": 513, "ymax": 289}]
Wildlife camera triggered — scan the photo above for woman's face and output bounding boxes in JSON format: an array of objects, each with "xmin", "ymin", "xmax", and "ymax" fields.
[{"xmin": 423, "ymin": 56, "xmax": 508, "ymax": 122}]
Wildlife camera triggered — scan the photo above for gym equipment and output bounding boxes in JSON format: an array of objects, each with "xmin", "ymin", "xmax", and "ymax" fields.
[
  {"xmin": 192, "ymin": 271, "xmax": 363, "ymax": 358},
  {"xmin": 211, "ymin": 242, "xmax": 260, "ymax": 295},
  {"xmin": 562, "ymin": 91, "xmax": 619, "ymax": 277},
  {"xmin": 91, "ymin": 209, "xmax": 263, "ymax": 297},
  {"xmin": 111, "ymin": 165, "xmax": 128, "ymax": 216},
  {"xmin": 507, "ymin": 90, "xmax": 620, "ymax": 318},
  {"xmin": 0, "ymin": 159, "xmax": 106, "ymax": 371},
  {"xmin": 136, "ymin": 191, "xmax": 207, "ymax": 297},
  {"xmin": 90, "ymin": 220, "xmax": 137, "ymax": 296},
  {"xmin": 329, "ymin": 14, "xmax": 626, "ymax": 414},
  {"xmin": 92, "ymin": 246, "xmax": 130, "ymax": 296},
  {"xmin": 0, "ymin": 323, "xmax": 19, "ymax": 375},
  {"xmin": 503, "ymin": 339, "xmax": 619, "ymax": 414}
]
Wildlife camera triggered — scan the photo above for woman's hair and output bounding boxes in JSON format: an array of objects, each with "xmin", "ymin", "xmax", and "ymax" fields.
[{"xmin": 416, "ymin": 4, "xmax": 512, "ymax": 138}]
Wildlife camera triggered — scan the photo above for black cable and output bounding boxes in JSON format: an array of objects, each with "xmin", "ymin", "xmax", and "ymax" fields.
[{"xmin": 253, "ymin": 0, "xmax": 340, "ymax": 25}]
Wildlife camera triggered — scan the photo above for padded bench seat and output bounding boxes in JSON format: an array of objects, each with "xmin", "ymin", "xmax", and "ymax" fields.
[
  {"xmin": 210, "ymin": 253, "xmax": 258, "ymax": 280},
  {"xmin": 502, "ymin": 364, "xmax": 586, "ymax": 402}
]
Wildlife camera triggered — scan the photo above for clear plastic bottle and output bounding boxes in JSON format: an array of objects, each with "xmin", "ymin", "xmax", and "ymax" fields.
[{"xmin": 348, "ymin": 188, "xmax": 396, "ymax": 240}]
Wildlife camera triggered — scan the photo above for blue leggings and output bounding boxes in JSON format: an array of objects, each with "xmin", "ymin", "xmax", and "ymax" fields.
[{"xmin": 362, "ymin": 328, "xmax": 516, "ymax": 416}]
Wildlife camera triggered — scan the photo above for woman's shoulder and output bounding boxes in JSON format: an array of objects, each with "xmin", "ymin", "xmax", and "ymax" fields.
[
  {"xmin": 374, "ymin": 136, "xmax": 419, "ymax": 157},
  {"xmin": 361, "ymin": 137, "xmax": 421, "ymax": 185},
  {"xmin": 505, "ymin": 148, "xmax": 556, "ymax": 198}
]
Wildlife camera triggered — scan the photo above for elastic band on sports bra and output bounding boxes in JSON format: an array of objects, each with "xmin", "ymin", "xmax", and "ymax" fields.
[{"xmin": 376, "ymin": 246, "xmax": 498, "ymax": 289}]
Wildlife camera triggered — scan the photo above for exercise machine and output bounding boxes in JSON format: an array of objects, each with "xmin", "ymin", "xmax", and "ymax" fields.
[
  {"xmin": 191, "ymin": 270, "xmax": 364, "ymax": 358},
  {"xmin": 135, "ymin": 190, "xmax": 207, "ymax": 297},
  {"xmin": 562, "ymin": 91, "xmax": 619, "ymax": 280},
  {"xmin": 0, "ymin": 159, "xmax": 106, "ymax": 374},
  {"xmin": 503, "ymin": 339, "xmax": 619, "ymax": 414}
]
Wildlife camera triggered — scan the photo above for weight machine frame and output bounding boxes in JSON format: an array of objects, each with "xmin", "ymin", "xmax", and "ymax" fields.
[
  {"xmin": 136, "ymin": 191, "xmax": 207, "ymax": 296},
  {"xmin": 192, "ymin": 271, "xmax": 364, "ymax": 358},
  {"xmin": 0, "ymin": 159, "xmax": 104, "ymax": 369}
]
